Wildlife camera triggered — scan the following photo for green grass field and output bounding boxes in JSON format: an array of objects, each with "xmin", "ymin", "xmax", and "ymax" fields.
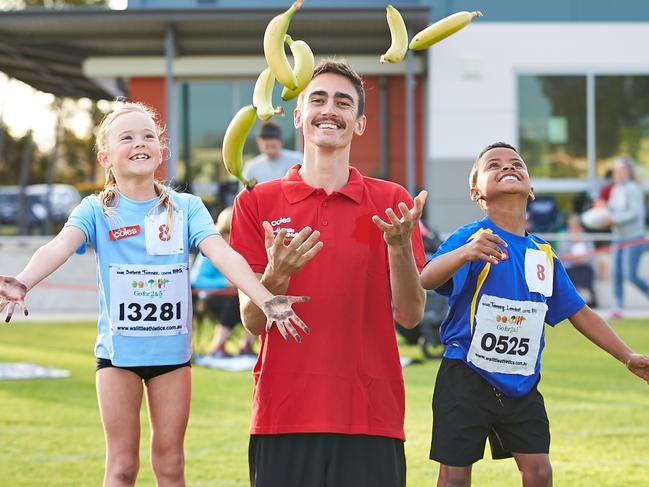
[{"xmin": 1, "ymin": 319, "xmax": 648, "ymax": 486}]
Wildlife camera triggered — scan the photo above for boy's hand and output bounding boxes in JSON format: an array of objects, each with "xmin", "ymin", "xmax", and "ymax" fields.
[
  {"xmin": 261, "ymin": 295, "xmax": 311, "ymax": 342},
  {"xmin": 0, "ymin": 276, "xmax": 29, "ymax": 323},
  {"xmin": 624, "ymin": 353, "xmax": 649, "ymax": 384},
  {"xmin": 461, "ymin": 232, "xmax": 508, "ymax": 264},
  {"xmin": 372, "ymin": 190, "xmax": 427, "ymax": 247},
  {"xmin": 263, "ymin": 222, "xmax": 324, "ymax": 278}
]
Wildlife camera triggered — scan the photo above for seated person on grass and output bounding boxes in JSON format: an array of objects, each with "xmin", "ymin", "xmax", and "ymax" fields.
[
  {"xmin": 190, "ymin": 206, "xmax": 256, "ymax": 357},
  {"xmin": 420, "ymin": 142, "xmax": 649, "ymax": 487}
]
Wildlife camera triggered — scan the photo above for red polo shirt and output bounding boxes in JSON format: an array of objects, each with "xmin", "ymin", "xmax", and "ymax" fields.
[{"xmin": 230, "ymin": 165, "xmax": 425, "ymax": 440}]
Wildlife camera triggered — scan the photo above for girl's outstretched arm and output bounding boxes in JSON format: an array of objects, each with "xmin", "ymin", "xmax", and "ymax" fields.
[
  {"xmin": 0, "ymin": 226, "xmax": 86, "ymax": 321},
  {"xmin": 198, "ymin": 234, "xmax": 310, "ymax": 341}
]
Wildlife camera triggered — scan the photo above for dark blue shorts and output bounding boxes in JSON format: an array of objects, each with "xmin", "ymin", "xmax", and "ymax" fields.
[{"xmin": 96, "ymin": 357, "xmax": 190, "ymax": 382}]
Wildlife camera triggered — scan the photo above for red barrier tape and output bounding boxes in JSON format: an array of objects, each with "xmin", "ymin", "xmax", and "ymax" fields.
[{"xmin": 560, "ymin": 236, "xmax": 649, "ymax": 263}]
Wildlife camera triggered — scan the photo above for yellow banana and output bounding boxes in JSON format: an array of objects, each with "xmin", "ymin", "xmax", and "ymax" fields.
[
  {"xmin": 222, "ymin": 105, "xmax": 257, "ymax": 190},
  {"xmin": 253, "ymin": 67, "xmax": 284, "ymax": 120},
  {"xmin": 380, "ymin": 5, "xmax": 408, "ymax": 64},
  {"xmin": 409, "ymin": 11, "xmax": 483, "ymax": 51},
  {"xmin": 281, "ymin": 35, "xmax": 315, "ymax": 101},
  {"xmin": 263, "ymin": 0, "xmax": 303, "ymax": 91}
]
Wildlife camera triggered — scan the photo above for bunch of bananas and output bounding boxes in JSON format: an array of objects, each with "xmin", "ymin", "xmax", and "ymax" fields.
[
  {"xmin": 223, "ymin": 0, "xmax": 314, "ymax": 190},
  {"xmin": 380, "ymin": 6, "xmax": 483, "ymax": 63},
  {"xmin": 224, "ymin": 1, "xmax": 484, "ymax": 189}
]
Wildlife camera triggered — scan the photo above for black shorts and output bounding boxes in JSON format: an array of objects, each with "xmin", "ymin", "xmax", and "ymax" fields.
[
  {"xmin": 96, "ymin": 357, "xmax": 191, "ymax": 383},
  {"xmin": 195, "ymin": 294, "xmax": 241, "ymax": 329},
  {"xmin": 249, "ymin": 433, "xmax": 405, "ymax": 487},
  {"xmin": 430, "ymin": 358, "xmax": 550, "ymax": 467}
]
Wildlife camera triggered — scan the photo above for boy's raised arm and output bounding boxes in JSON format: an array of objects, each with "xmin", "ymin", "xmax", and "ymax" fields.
[
  {"xmin": 420, "ymin": 232, "xmax": 507, "ymax": 290},
  {"xmin": 569, "ymin": 306, "xmax": 649, "ymax": 384}
]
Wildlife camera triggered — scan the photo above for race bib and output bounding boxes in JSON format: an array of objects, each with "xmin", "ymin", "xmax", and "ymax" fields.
[
  {"xmin": 144, "ymin": 210, "xmax": 184, "ymax": 255},
  {"xmin": 467, "ymin": 295, "xmax": 547, "ymax": 376},
  {"xmin": 109, "ymin": 264, "xmax": 189, "ymax": 337},
  {"xmin": 524, "ymin": 248, "xmax": 553, "ymax": 296}
]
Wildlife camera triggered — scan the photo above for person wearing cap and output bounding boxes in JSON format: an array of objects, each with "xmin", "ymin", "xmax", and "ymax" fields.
[{"xmin": 241, "ymin": 121, "xmax": 303, "ymax": 185}]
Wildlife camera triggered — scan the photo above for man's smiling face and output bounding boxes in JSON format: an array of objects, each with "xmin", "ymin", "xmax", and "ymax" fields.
[{"xmin": 294, "ymin": 72, "xmax": 366, "ymax": 150}]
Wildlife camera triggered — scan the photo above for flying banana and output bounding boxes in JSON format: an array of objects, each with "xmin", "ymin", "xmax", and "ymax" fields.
[
  {"xmin": 263, "ymin": 0, "xmax": 303, "ymax": 91},
  {"xmin": 222, "ymin": 105, "xmax": 257, "ymax": 190},
  {"xmin": 281, "ymin": 35, "xmax": 315, "ymax": 101},
  {"xmin": 409, "ymin": 11, "xmax": 483, "ymax": 51},
  {"xmin": 380, "ymin": 5, "xmax": 408, "ymax": 64},
  {"xmin": 253, "ymin": 67, "xmax": 283, "ymax": 120}
]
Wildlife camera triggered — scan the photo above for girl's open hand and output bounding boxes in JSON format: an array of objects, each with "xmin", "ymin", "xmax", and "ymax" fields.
[
  {"xmin": 261, "ymin": 295, "xmax": 310, "ymax": 342},
  {"xmin": 0, "ymin": 276, "xmax": 28, "ymax": 323}
]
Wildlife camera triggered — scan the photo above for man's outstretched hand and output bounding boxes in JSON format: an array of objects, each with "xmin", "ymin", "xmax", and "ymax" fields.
[
  {"xmin": 372, "ymin": 190, "xmax": 428, "ymax": 247},
  {"xmin": 261, "ymin": 295, "xmax": 310, "ymax": 342},
  {"xmin": 0, "ymin": 276, "xmax": 28, "ymax": 323}
]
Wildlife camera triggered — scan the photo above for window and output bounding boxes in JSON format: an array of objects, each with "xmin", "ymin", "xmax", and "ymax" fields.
[
  {"xmin": 596, "ymin": 75, "xmax": 649, "ymax": 179},
  {"xmin": 518, "ymin": 74, "xmax": 649, "ymax": 185},
  {"xmin": 518, "ymin": 75, "xmax": 587, "ymax": 179},
  {"xmin": 176, "ymin": 80, "xmax": 299, "ymax": 196}
]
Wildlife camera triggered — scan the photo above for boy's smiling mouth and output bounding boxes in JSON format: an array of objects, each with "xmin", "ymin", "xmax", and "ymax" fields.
[{"xmin": 499, "ymin": 174, "xmax": 520, "ymax": 182}]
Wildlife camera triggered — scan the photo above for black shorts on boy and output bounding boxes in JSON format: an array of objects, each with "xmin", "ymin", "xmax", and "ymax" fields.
[{"xmin": 430, "ymin": 358, "xmax": 550, "ymax": 466}]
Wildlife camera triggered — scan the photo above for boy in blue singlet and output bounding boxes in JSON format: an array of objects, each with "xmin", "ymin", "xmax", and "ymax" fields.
[{"xmin": 421, "ymin": 142, "xmax": 649, "ymax": 487}]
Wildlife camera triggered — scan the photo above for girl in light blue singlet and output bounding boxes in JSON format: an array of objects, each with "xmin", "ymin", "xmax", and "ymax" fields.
[{"xmin": 0, "ymin": 102, "xmax": 310, "ymax": 486}]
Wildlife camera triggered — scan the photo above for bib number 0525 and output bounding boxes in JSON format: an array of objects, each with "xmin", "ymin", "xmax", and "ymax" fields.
[
  {"xmin": 118, "ymin": 302, "xmax": 181, "ymax": 322},
  {"xmin": 480, "ymin": 333, "xmax": 530, "ymax": 356}
]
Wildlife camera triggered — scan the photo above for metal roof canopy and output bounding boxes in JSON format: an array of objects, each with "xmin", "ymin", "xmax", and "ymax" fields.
[{"xmin": 0, "ymin": 4, "xmax": 431, "ymax": 100}]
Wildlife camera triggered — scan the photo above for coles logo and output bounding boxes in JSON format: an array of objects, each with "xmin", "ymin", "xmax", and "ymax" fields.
[
  {"xmin": 270, "ymin": 216, "xmax": 292, "ymax": 226},
  {"xmin": 109, "ymin": 225, "xmax": 141, "ymax": 241},
  {"xmin": 270, "ymin": 216, "xmax": 296, "ymax": 239}
]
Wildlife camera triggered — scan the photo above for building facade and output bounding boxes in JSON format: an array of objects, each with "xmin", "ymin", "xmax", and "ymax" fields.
[
  {"xmin": 425, "ymin": 0, "xmax": 649, "ymax": 231},
  {"xmin": 2, "ymin": 0, "xmax": 649, "ymax": 232}
]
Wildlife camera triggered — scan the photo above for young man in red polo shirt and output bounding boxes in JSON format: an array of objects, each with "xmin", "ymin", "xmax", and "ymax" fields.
[{"xmin": 229, "ymin": 59, "xmax": 427, "ymax": 487}]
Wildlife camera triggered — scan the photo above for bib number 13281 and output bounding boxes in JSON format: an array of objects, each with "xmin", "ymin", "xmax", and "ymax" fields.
[{"xmin": 118, "ymin": 301, "xmax": 181, "ymax": 322}]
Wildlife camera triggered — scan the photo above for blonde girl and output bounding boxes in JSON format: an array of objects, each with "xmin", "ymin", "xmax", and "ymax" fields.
[{"xmin": 0, "ymin": 102, "xmax": 309, "ymax": 487}]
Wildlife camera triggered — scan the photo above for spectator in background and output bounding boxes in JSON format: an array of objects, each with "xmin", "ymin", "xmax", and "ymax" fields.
[
  {"xmin": 558, "ymin": 214, "xmax": 598, "ymax": 308},
  {"xmin": 190, "ymin": 207, "xmax": 256, "ymax": 357},
  {"xmin": 526, "ymin": 195, "xmax": 562, "ymax": 233},
  {"xmin": 607, "ymin": 156, "xmax": 649, "ymax": 319},
  {"xmin": 241, "ymin": 121, "xmax": 303, "ymax": 185}
]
